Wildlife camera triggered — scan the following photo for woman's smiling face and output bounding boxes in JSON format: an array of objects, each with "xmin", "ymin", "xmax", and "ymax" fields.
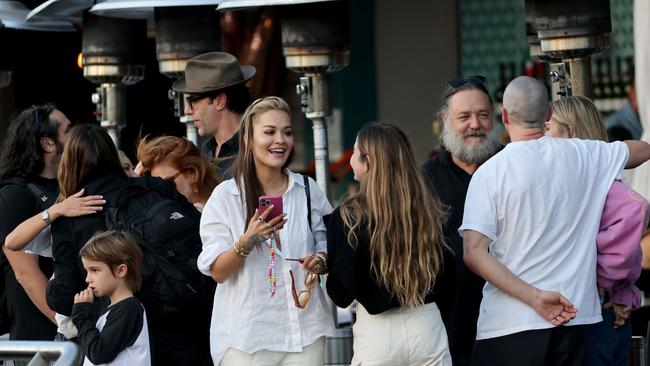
[{"xmin": 250, "ymin": 109, "xmax": 294, "ymax": 170}]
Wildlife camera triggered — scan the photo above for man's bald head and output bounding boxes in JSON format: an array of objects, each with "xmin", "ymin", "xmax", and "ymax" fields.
[{"xmin": 502, "ymin": 76, "xmax": 550, "ymax": 129}]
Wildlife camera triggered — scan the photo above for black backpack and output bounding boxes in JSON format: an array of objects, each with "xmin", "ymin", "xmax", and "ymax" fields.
[
  {"xmin": 103, "ymin": 180, "xmax": 214, "ymax": 314},
  {"xmin": 0, "ymin": 177, "xmax": 56, "ymax": 334}
]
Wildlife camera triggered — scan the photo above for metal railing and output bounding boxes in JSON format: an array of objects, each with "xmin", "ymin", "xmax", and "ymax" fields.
[
  {"xmin": 631, "ymin": 336, "xmax": 646, "ymax": 366},
  {"xmin": 0, "ymin": 341, "xmax": 80, "ymax": 366}
]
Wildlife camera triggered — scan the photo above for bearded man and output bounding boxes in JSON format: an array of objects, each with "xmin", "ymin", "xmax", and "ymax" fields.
[{"xmin": 422, "ymin": 76, "xmax": 501, "ymax": 366}]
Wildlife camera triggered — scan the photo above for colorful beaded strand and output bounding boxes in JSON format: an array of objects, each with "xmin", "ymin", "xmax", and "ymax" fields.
[{"xmin": 268, "ymin": 235, "xmax": 276, "ymax": 297}]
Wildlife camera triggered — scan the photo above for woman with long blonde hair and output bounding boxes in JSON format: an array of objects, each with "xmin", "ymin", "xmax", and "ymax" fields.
[
  {"xmin": 327, "ymin": 122, "xmax": 452, "ymax": 365},
  {"xmin": 198, "ymin": 96, "xmax": 334, "ymax": 365},
  {"xmin": 545, "ymin": 96, "xmax": 647, "ymax": 366}
]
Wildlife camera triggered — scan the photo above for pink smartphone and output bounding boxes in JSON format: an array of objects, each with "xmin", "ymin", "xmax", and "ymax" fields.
[{"xmin": 259, "ymin": 195, "xmax": 283, "ymax": 221}]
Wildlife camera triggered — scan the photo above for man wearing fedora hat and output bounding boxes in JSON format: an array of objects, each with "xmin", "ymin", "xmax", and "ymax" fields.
[{"xmin": 173, "ymin": 52, "xmax": 256, "ymax": 178}]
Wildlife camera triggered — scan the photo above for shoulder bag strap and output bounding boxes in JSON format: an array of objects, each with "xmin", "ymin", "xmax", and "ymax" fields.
[{"xmin": 303, "ymin": 175, "xmax": 312, "ymax": 231}]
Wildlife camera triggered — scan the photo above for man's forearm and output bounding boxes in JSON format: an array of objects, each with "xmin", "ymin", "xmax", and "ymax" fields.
[
  {"xmin": 3, "ymin": 249, "xmax": 56, "ymax": 324},
  {"xmin": 463, "ymin": 229, "xmax": 577, "ymax": 325},
  {"xmin": 624, "ymin": 140, "xmax": 650, "ymax": 169},
  {"xmin": 20, "ymin": 271, "xmax": 56, "ymax": 324},
  {"xmin": 464, "ymin": 240, "xmax": 539, "ymax": 307}
]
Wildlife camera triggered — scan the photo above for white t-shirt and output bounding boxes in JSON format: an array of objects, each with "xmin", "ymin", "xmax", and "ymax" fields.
[
  {"xmin": 459, "ymin": 136, "xmax": 629, "ymax": 340},
  {"xmin": 198, "ymin": 170, "xmax": 335, "ymax": 364},
  {"xmin": 78, "ymin": 298, "xmax": 151, "ymax": 366}
]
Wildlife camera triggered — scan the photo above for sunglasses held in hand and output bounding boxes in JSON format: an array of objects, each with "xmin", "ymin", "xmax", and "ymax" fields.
[{"xmin": 289, "ymin": 270, "xmax": 319, "ymax": 309}]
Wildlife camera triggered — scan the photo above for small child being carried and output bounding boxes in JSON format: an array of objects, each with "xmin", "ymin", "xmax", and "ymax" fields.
[{"xmin": 71, "ymin": 230, "xmax": 151, "ymax": 366}]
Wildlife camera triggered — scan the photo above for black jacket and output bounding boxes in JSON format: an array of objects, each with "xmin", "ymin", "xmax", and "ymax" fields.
[
  {"xmin": 46, "ymin": 174, "xmax": 198, "ymax": 316},
  {"xmin": 47, "ymin": 174, "xmax": 212, "ymax": 365}
]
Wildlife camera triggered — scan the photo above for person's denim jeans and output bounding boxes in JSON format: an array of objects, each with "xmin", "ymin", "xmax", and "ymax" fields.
[{"xmin": 586, "ymin": 306, "xmax": 632, "ymax": 366}]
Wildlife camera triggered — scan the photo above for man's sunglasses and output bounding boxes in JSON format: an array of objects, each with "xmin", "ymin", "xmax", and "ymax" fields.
[
  {"xmin": 184, "ymin": 95, "xmax": 209, "ymax": 110},
  {"xmin": 289, "ymin": 270, "xmax": 319, "ymax": 309}
]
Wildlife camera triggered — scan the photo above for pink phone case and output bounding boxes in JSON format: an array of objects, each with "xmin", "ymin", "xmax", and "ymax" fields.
[{"xmin": 259, "ymin": 195, "xmax": 283, "ymax": 221}]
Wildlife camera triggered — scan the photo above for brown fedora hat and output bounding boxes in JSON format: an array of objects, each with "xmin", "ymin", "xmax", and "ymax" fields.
[{"xmin": 172, "ymin": 52, "xmax": 256, "ymax": 94}]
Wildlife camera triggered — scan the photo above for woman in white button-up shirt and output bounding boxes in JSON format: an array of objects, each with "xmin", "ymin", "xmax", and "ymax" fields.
[{"xmin": 198, "ymin": 96, "xmax": 335, "ymax": 366}]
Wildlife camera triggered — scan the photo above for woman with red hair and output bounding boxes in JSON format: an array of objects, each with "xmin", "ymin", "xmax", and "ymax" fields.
[{"xmin": 136, "ymin": 136, "xmax": 220, "ymax": 211}]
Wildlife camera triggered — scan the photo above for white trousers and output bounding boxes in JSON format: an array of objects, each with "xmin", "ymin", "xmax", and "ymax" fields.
[
  {"xmin": 220, "ymin": 336, "xmax": 325, "ymax": 366},
  {"xmin": 351, "ymin": 302, "xmax": 452, "ymax": 366}
]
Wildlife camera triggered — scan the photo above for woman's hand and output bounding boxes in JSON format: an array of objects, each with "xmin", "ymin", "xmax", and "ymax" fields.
[
  {"xmin": 73, "ymin": 287, "xmax": 95, "ymax": 304},
  {"xmin": 300, "ymin": 252, "xmax": 328, "ymax": 274},
  {"xmin": 238, "ymin": 205, "xmax": 288, "ymax": 253},
  {"xmin": 50, "ymin": 189, "xmax": 104, "ymax": 220}
]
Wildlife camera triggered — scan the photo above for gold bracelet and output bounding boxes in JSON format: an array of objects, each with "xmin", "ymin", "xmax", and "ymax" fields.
[
  {"xmin": 314, "ymin": 252, "xmax": 327, "ymax": 264},
  {"xmin": 233, "ymin": 242, "xmax": 251, "ymax": 257},
  {"xmin": 314, "ymin": 252, "xmax": 328, "ymax": 273}
]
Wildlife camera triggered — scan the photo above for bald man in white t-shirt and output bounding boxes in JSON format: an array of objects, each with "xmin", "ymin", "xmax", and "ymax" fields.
[{"xmin": 460, "ymin": 76, "xmax": 650, "ymax": 366}]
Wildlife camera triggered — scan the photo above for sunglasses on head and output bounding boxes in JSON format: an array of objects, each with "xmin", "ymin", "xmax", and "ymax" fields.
[
  {"xmin": 32, "ymin": 105, "xmax": 40, "ymax": 132},
  {"xmin": 289, "ymin": 270, "xmax": 319, "ymax": 309},
  {"xmin": 446, "ymin": 75, "xmax": 487, "ymax": 89}
]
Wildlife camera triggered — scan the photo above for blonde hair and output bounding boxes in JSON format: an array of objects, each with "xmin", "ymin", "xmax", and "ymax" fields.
[
  {"xmin": 233, "ymin": 96, "xmax": 294, "ymax": 224},
  {"xmin": 551, "ymin": 96, "xmax": 608, "ymax": 142},
  {"xmin": 80, "ymin": 231, "xmax": 143, "ymax": 292},
  {"xmin": 340, "ymin": 122, "xmax": 447, "ymax": 308},
  {"xmin": 136, "ymin": 136, "xmax": 219, "ymax": 204}
]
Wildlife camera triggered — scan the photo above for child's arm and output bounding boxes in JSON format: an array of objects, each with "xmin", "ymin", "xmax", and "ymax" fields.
[
  {"xmin": 71, "ymin": 291, "xmax": 144, "ymax": 365},
  {"xmin": 5, "ymin": 189, "xmax": 104, "ymax": 252}
]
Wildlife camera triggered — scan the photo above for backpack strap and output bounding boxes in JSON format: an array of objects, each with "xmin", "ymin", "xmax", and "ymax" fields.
[
  {"xmin": 303, "ymin": 175, "xmax": 312, "ymax": 230},
  {"xmin": 0, "ymin": 177, "xmax": 55, "ymax": 210},
  {"xmin": 26, "ymin": 182, "xmax": 53, "ymax": 207}
]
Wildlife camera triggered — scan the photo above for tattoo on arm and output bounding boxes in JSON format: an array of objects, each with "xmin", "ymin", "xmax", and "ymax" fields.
[{"xmin": 242, "ymin": 235, "xmax": 265, "ymax": 251}]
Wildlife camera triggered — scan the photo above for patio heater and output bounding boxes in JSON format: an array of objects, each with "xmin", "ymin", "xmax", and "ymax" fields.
[
  {"xmin": 89, "ymin": 1, "xmax": 222, "ymax": 145},
  {"xmin": 27, "ymin": 1, "xmax": 147, "ymax": 147},
  {"xmin": 533, "ymin": 0, "xmax": 611, "ymax": 98},
  {"xmin": 82, "ymin": 13, "xmax": 146, "ymax": 147},
  {"xmin": 525, "ymin": 0, "xmax": 564, "ymax": 100},
  {"xmin": 220, "ymin": 0, "xmax": 350, "ymax": 197}
]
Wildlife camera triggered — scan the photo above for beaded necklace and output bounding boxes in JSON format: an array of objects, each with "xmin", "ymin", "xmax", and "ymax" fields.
[{"xmin": 268, "ymin": 234, "xmax": 277, "ymax": 297}]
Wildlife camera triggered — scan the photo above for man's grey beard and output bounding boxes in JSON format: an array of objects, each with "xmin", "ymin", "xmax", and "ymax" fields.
[{"xmin": 441, "ymin": 122, "xmax": 500, "ymax": 165}]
